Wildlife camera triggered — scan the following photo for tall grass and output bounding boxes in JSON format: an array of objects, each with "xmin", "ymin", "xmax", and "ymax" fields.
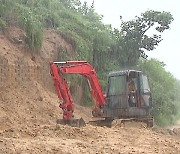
[
  {"xmin": 0, "ymin": 18, "xmax": 6, "ymax": 30},
  {"xmin": 18, "ymin": 6, "xmax": 43, "ymax": 52},
  {"xmin": 0, "ymin": 0, "xmax": 94, "ymax": 53}
]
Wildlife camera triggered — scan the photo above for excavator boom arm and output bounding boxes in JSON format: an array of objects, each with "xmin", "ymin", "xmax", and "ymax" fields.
[
  {"xmin": 60, "ymin": 61, "xmax": 105, "ymax": 107},
  {"xmin": 50, "ymin": 62, "xmax": 74, "ymax": 121},
  {"xmin": 50, "ymin": 61, "xmax": 105, "ymax": 121}
]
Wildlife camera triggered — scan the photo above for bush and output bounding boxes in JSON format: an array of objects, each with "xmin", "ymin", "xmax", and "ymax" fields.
[
  {"xmin": 19, "ymin": 7, "xmax": 43, "ymax": 52},
  {"xmin": 138, "ymin": 59, "xmax": 180, "ymax": 126},
  {"xmin": 0, "ymin": 18, "xmax": 6, "ymax": 30}
]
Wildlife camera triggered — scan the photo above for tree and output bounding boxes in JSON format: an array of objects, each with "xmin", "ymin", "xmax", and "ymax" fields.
[
  {"xmin": 138, "ymin": 59, "xmax": 179, "ymax": 126},
  {"xmin": 114, "ymin": 10, "xmax": 173, "ymax": 67}
]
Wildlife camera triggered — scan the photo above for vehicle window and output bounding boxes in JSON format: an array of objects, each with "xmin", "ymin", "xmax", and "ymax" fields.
[
  {"xmin": 141, "ymin": 75, "xmax": 150, "ymax": 93},
  {"xmin": 108, "ymin": 76, "xmax": 126, "ymax": 95}
]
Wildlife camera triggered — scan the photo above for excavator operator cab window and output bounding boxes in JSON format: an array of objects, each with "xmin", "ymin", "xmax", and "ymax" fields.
[
  {"xmin": 140, "ymin": 74, "xmax": 152, "ymax": 108},
  {"xmin": 108, "ymin": 75, "xmax": 126, "ymax": 96}
]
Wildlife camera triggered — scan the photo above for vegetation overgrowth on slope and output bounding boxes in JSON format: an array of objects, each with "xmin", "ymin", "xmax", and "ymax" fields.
[
  {"xmin": 0, "ymin": 0, "xmax": 179, "ymax": 126},
  {"xmin": 138, "ymin": 59, "xmax": 180, "ymax": 126}
]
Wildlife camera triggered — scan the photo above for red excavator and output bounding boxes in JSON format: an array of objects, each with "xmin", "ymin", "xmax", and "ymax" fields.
[{"xmin": 50, "ymin": 61, "xmax": 153, "ymax": 127}]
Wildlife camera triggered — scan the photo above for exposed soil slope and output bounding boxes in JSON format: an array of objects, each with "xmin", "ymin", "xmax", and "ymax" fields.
[{"xmin": 0, "ymin": 27, "xmax": 180, "ymax": 154}]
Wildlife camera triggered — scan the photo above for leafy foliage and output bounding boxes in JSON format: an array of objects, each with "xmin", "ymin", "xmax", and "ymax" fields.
[
  {"xmin": 0, "ymin": 18, "xmax": 6, "ymax": 30},
  {"xmin": 18, "ymin": 6, "xmax": 43, "ymax": 52},
  {"xmin": 114, "ymin": 10, "xmax": 173, "ymax": 66},
  {"xmin": 138, "ymin": 59, "xmax": 180, "ymax": 126}
]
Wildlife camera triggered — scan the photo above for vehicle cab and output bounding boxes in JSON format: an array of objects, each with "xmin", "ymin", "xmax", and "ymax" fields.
[{"xmin": 103, "ymin": 70, "xmax": 152, "ymax": 119}]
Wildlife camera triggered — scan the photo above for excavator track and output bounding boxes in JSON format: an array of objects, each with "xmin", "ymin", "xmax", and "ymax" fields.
[
  {"xmin": 88, "ymin": 117, "xmax": 154, "ymax": 128},
  {"xmin": 88, "ymin": 119, "xmax": 113, "ymax": 127},
  {"xmin": 111, "ymin": 117, "xmax": 154, "ymax": 128},
  {"xmin": 56, "ymin": 118, "xmax": 86, "ymax": 127}
]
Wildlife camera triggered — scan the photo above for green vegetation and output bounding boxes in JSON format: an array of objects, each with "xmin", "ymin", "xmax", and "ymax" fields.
[
  {"xmin": 138, "ymin": 59, "xmax": 180, "ymax": 126},
  {"xmin": 0, "ymin": 18, "xmax": 6, "ymax": 30},
  {"xmin": 114, "ymin": 10, "xmax": 173, "ymax": 66},
  {"xmin": 0, "ymin": 0, "xmax": 179, "ymax": 126}
]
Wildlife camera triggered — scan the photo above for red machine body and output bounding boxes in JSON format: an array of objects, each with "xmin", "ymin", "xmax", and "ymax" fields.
[{"xmin": 50, "ymin": 61, "xmax": 105, "ymax": 121}]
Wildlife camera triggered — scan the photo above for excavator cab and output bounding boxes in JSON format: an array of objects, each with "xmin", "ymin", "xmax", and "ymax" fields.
[{"xmin": 103, "ymin": 70, "xmax": 153, "ymax": 125}]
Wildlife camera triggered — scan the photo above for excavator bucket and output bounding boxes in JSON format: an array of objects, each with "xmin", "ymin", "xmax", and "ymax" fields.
[{"xmin": 56, "ymin": 118, "xmax": 86, "ymax": 127}]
